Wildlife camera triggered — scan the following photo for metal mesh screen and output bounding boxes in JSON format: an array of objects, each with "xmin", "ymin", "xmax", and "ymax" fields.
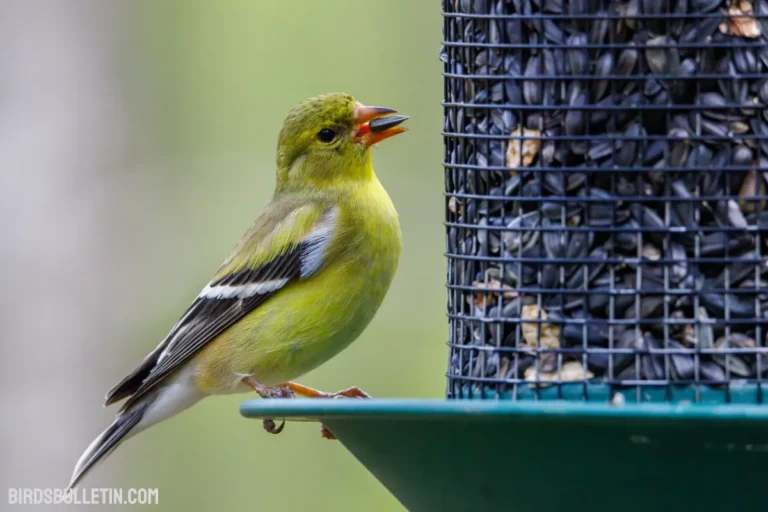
[{"xmin": 443, "ymin": 0, "xmax": 768, "ymax": 402}]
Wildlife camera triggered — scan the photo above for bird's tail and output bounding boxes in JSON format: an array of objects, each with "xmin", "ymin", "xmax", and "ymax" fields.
[
  {"xmin": 69, "ymin": 364, "xmax": 204, "ymax": 490},
  {"xmin": 67, "ymin": 399, "xmax": 152, "ymax": 491}
]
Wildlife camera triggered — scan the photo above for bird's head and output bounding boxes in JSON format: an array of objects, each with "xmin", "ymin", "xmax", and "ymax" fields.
[{"xmin": 275, "ymin": 93, "xmax": 408, "ymax": 191}]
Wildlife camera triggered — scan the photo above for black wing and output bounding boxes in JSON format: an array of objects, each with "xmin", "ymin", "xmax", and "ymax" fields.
[{"xmin": 105, "ymin": 206, "xmax": 337, "ymax": 408}]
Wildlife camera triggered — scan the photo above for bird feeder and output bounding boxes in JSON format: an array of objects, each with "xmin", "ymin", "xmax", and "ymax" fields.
[{"xmin": 242, "ymin": 1, "xmax": 768, "ymax": 510}]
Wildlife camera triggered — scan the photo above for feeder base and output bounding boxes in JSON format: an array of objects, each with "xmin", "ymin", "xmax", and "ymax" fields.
[{"xmin": 239, "ymin": 399, "xmax": 768, "ymax": 512}]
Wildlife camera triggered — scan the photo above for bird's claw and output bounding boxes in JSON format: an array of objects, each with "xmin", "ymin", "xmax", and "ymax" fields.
[
  {"xmin": 315, "ymin": 387, "xmax": 370, "ymax": 440},
  {"xmin": 328, "ymin": 386, "xmax": 371, "ymax": 399},
  {"xmin": 261, "ymin": 387, "xmax": 293, "ymax": 435},
  {"xmin": 263, "ymin": 418, "xmax": 286, "ymax": 434},
  {"xmin": 321, "ymin": 424, "xmax": 337, "ymax": 440},
  {"xmin": 318, "ymin": 386, "xmax": 370, "ymax": 440}
]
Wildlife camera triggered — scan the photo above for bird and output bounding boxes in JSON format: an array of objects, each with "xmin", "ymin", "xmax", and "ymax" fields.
[{"xmin": 69, "ymin": 92, "xmax": 407, "ymax": 490}]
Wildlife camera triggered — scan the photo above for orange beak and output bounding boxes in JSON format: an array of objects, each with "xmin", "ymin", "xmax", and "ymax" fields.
[{"xmin": 354, "ymin": 103, "xmax": 409, "ymax": 147}]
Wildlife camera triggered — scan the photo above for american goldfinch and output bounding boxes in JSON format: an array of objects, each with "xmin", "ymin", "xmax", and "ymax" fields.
[{"xmin": 69, "ymin": 93, "xmax": 407, "ymax": 489}]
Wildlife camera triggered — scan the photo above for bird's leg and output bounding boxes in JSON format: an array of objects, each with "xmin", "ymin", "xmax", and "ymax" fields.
[
  {"xmin": 284, "ymin": 381, "xmax": 372, "ymax": 399},
  {"xmin": 283, "ymin": 382, "xmax": 371, "ymax": 440},
  {"xmin": 241, "ymin": 376, "xmax": 295, "ymax": 435}
]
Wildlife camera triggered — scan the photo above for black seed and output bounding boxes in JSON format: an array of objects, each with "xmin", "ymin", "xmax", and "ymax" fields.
[
  {"xmin": 566, "ymin": 33, "xmax": 588, "ymax": 75},
  {"xmin": 646, "ymin": 36, "xmax": 681, "ymax": 76},
  {"xmin": 593, "ymin": 53, "xmax": 614, "ymax": 102}
]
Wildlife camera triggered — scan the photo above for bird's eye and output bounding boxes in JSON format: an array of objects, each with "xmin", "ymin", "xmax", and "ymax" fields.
[{"xmin": 316, "ymin": 128, "xmax": 337, "ymax": 143}]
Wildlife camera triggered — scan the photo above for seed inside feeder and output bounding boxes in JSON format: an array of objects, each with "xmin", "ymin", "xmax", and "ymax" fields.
[
  {"xmin": 524, "ymin": 361, "xmax": 595, "ymax": 388},
  {"xmin": 719, "ymin": 0, "xmax": 761, "ymax": 39},
  {"xmin": 505, "ymin": 127, "xmax": 541, "ymax": 172}
]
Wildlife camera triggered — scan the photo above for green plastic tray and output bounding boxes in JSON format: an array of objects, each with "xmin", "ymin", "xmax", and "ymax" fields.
[{"xmin": 241, "ymin": 398, "xmax": 768, "ymax": 512}]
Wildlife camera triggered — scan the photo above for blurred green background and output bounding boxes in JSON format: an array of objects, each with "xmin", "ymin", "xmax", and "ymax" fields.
[{"xmin": 0, "ymin": 1, "xmax": 444, "ymax": 510}]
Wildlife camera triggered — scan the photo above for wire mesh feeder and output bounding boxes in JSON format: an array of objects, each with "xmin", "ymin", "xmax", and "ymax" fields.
[{"xmin": 443, "ymin": 0, "xmax": 768, "ymax": 403}]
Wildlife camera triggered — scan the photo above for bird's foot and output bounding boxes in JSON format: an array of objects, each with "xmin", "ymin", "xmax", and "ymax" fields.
[
  {"xmin": 244, "ymin": 379, "xmax": 370, "ymax": 439},
  {"xmin": 282, "ymin": 382, "xmax": 371, "ymax": 440},
  {"xmin": 327, "ymin": 386, "xmax": 372, "ymax": 399},
  {"xmin": 242, "ymin": 376, "xmax": 295, "ymax": 435},
  {"xmin": 284, "ymin": 382, "xmax": 371, "ymax": 400},
  {"xmin": 242, "ymin": 376, "xmax": 295, "ymax": 399}
]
